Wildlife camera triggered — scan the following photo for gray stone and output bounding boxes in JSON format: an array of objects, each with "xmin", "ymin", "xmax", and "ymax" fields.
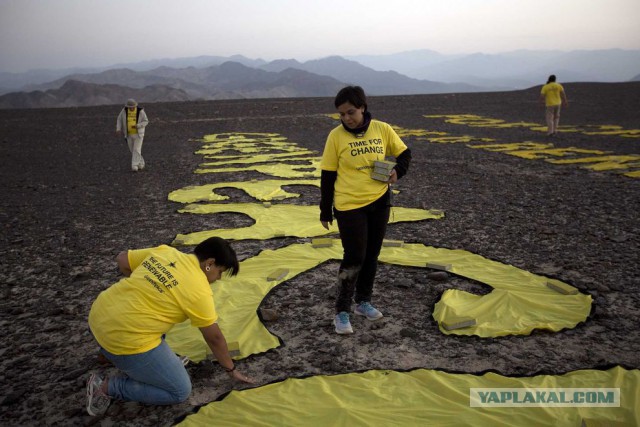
[
  {"xmin": 360, "ymin": 334, "xmax": 375, "ymax": 344},
  {"xmin": 400, "ymin": 328, "xmax": 418, "ymax": 338},
  {"xmin": 427, "ymin": 271, "xmax": 449, "ymax": 282},
  {"xmin": 395, "ymin": 278, "xmax": 413, "ymax": 288},
  {"xmin": 259, "ymin": 308, "xmax": 279, "ymax": 322}
]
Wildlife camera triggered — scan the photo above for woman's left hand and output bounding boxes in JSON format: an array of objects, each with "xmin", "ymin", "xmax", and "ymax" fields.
[{"xmin": 388, "ymin": 169, "xmax": 398, "ymax": 184}]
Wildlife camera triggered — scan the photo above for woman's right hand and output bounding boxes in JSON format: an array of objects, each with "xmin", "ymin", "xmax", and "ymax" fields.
[{"xmin": 228, "ymin": 369, "xmax": 255, "ymax": 384}]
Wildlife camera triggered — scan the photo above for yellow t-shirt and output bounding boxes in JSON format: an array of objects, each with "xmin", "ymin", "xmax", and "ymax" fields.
[
  {"xmin": 540, "ymin": 82, "xmax": 564, "ymax": 107},
  {"xmin": 321, "ymin": 119, "xmax": 408, "ymax": 211},
  {"xmin": 127, "ymin": 108, "xmax": 138, "ymax": 134},
  {"xmin": 88, "ymin": 245, "xmax": 217, "ymax": 355}
]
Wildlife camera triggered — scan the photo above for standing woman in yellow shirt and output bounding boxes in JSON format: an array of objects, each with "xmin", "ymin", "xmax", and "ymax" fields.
[
  {"xmin": 320, "ymin": 86, "xmax": 411, "ymax": 335},
  {"xmin": 539, "ymin": 75, "xmax": 569, "ymax": 136}
]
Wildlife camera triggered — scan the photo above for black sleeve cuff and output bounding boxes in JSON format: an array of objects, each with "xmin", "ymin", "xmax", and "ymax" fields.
[
  {"xmin": 394, "ymin": 148, "xmax": 412, "ymax": 179},
  {"xmin": 320, "ymin": 170, "xmax": 337, "ymax": 221}
]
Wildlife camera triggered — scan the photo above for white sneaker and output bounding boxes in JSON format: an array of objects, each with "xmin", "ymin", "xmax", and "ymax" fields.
[
  {"xmin": 86, "ymin": 373, "xmax": 111, "ymax": 416},
  {"xmin": 132, "ymin": 166, "xmax": 138, "ymax": 172}
]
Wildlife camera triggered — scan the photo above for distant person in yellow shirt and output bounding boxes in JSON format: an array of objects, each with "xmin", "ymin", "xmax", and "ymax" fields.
[
  {"xmin": 539, "ymin": 75, "xmax": 569, "ymax": 136},
  {"xmin": 85, "ymin": 237, "xmax": 254, "ymax": 416},
  {"xmin": 320, "ymin": 86, "xmax": 411, "ymax": 335},
  {"xmin": 116, "ymin": 98, "xmax": 149, "ymax": 171}
]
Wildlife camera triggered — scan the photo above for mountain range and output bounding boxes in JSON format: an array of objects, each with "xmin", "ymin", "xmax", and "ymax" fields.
[
  {"xmin": 0, "ymin": 49, "xmax": 638, "ymax": 109},
  {"xmin": 346, "ymin": 49, "xmax": 640, "ymax": 87}
]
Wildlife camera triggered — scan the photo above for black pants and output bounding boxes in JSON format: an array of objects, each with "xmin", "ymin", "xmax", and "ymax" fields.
[{"xmin": 334, "ymin": 190, "xmax": 390, "ymax": 313}]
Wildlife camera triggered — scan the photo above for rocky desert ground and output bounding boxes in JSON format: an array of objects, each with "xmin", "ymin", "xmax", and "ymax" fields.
[{"xmin": 1, "ymin": 82, "xmax": 639, "ymax": 426}]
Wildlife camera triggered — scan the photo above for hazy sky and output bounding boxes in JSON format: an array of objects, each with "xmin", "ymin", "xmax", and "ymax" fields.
[{"xmin": 1, "ymin": 0, "xmax": 639, "ymax": 72}]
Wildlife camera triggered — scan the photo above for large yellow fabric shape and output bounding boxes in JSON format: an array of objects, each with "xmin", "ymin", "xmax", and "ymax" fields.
[
  {"xmin": 172, "ymin": 204, "xmax": 441, "ymax": 245},
  {"xmin": 380, "ymin": 245, "xmax": 591, "ymax": 336},
  {"xmin": 197, "ymin": 145, "xmax": 308, "ymax": 154},
  {"xmin": 548, "ymin": 155, "xmax": 640, "ymax": 172},
  {"xmin": 168, "ymin": 179, "xmax": 320, "ymax": 204},
  {"xmin": 197, "ymin": 145, "xmax": 294, "ymax": 155},
  {"xmin": 198, "ymin": 152, "xmax": 317, "ymax": 164},
  {"xmin": 165, "ymin": 242, "xmax": 591, "ymax": 362},
  {"xmin": 195, "ymin": 160, "xmax": 321, "ymax": 178},
  {"xmin": 178, "ymin": 366, "xmax": 639, "ymax": 426},
  {"xmin": 423, "ymin": 114, "xmax": 640, "ymax": 138}
]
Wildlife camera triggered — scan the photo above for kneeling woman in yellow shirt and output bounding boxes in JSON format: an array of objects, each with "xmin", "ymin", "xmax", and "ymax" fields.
[{"xmin": 86, "ymin": 237, "xmax": 253, "ymax": 416}]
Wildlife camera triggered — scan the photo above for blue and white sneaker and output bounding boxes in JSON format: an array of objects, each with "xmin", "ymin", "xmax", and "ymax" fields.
[
  {"xmin": 354, "ymin": 302, "xmax": 383, "ymax": 321},
  {"xmin": 334, "ymin": 311, "xmax": 354, "ymax": 334}
]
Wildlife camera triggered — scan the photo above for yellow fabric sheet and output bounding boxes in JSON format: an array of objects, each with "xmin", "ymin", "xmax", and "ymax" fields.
[
  {"xmin": 198, "ymin": 152, "xmax": 317, "ymax": 164},
  {"xmin": 548, "ymin": 155, "xmax": 640, "ymax": 171},
  {"xmin": 172, "ymin": 204, "xmax": 441, "ymax": 245},
  {"xmin": 197, "ymin": 145, "xmax": 297, "ymax": 155},
  {"xmin": 168, "ymin": 179, "xmax": 320, "ymax": 203},
  {"xmin": 195, "ymin": 160, "xmax": 321, "ymax": 178},
  {"xmin": 178, "ymin": 366, "xmax": 639, "ymax": 426},
  {"xmin": 423, "ymin": 114, "xmax": 640, "ymax": 138},
  {"xmin": 165, "ymin": 242, "xmax": 591, "ymax": 362}
]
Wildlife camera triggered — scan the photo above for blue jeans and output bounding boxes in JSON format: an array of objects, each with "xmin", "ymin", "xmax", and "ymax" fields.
[
  {"xmin": 334, "ymin": 190, "xmax": 390, "ymax": 313},
  {"xmin": 100, "ymin": 339, "xmax": 191, "ymax": 405}
]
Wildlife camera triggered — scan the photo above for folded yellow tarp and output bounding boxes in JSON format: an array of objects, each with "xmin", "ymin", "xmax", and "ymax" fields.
[
  {"xmin": 178, "ymin": 366, "xmax": 639, "ymax": 426},
  {"xmin": 165, "ymin": 242, "xmax": 591, "ymax": 362}
]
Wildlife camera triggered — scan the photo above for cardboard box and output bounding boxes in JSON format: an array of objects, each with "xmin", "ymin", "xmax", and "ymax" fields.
[
  {"xmin": 371, "ymin": 160, "xmax": 396, "ymax": 181},
  {"xmin": 371, "ymin": 171, "xmax": 391, "ymax": 182},
  {"xmin": 373, "ymin": 160, "xmax": 396, "ymax": 170}
]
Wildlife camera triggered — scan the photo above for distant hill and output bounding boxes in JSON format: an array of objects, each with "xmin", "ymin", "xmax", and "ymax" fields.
[
  {"xmin": 108, "ymin": 54, "xmax": 267, "ymax": 72},
  {"xmin": 23, "ymin": 61, "xmax": 347, "ymax": 97},
  {"xmin": 631, "ymin": 74, "xmax": 640, "ymax": 81},
  {"xmin": 261, "ymin": 56, "xmax": 478, "ymax": 95},
  {"xmin": 0, "ymin": 54, "xmax": 267, "ymax": 94},
  {"xmin": 0, "ymin": 63, "xmax": 347, "ymax": 109},
  {"xmin": 0, "ymin": 79, "xmax": 190, "ymax": 109},
  {"xmin": 348, "ymin": 48, "xmax": 640, "ymax": 89}
]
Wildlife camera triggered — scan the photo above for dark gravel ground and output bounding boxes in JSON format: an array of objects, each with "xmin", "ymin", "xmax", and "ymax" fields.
[{"xmin": 0, "ymin": 82, "xmax": 639, "ymax": 426}]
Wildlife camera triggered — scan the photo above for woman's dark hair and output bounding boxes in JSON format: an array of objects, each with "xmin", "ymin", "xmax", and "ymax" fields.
[
  {"xmin": 547, "ymin": 74, "xmax": 556, "ymax": 84},
  {"xmin": 334, "ymin": 85, "xmax": 367, "ymax": 111},
  {"xmin": 194, "ymin": 237, "xmax": 239, "ymax": 276}
]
